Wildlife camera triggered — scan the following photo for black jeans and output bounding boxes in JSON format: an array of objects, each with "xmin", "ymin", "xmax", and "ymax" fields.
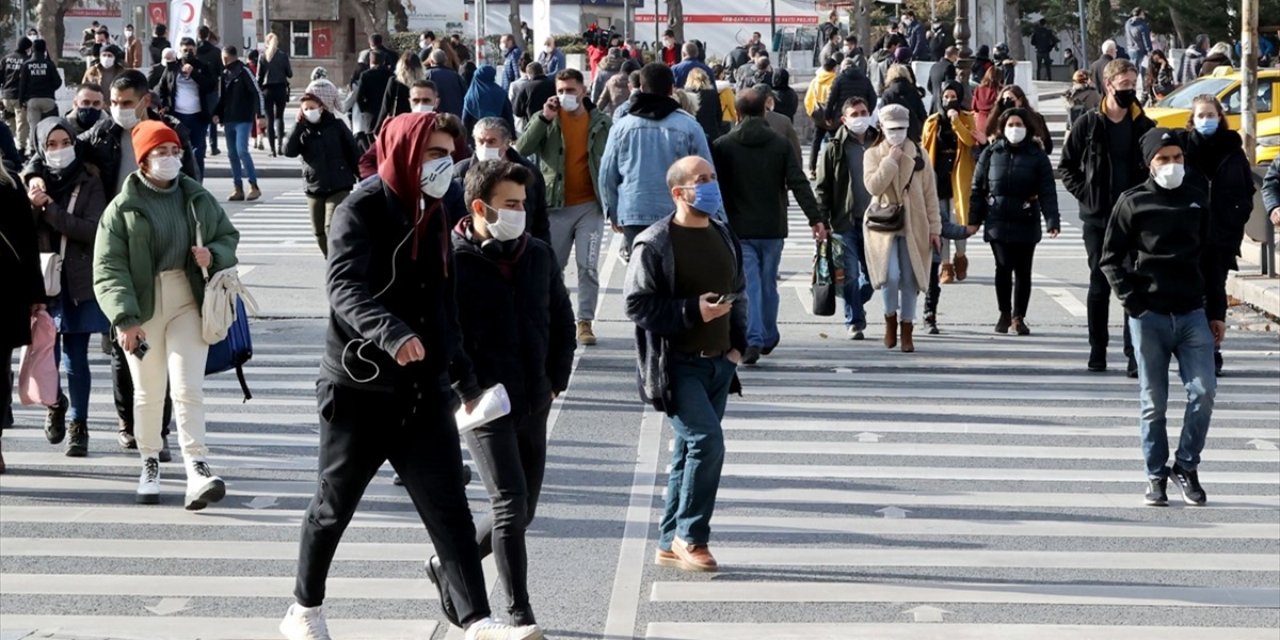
[
  {"xmin": 621, "ymin": 224, "xmax": 648, "ymax": 261},
  {"xmin": 464, "ymin": 401, "xmax": 551, "ymax": 625},
  {"xmin": 2, "ymin": 348, "xmax": 12, "ymax": 432},
  {"xmin": 809, "ymin": 128, "xmax": 827, "ymax": 173},
  {"xmin": 111, "ymin": 336, "xmax": 171, "ymax": 436},
  {"xmin": 1036, "ymin": 52, "xmax": 1053, "ymax": 81},
  {"xmin": 295, "ymin": 379, "xmax": 490, "ymax": 626},
  {"xmin": 924, "ymin": 257, "xmax": 941, "ymax": 318},
  {"xmin": 1082, "ymin": 223, "xmax": 1133, "ymax": 358},
  {"xmin": 263, "ymin": 84, "xmax": 289, "ymax": 149},
  {"xmin": 991, "ymin": 240, "xmax": 1037, "ymax": 317}
]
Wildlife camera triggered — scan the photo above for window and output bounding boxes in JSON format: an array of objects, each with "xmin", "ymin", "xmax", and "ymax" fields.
[
  {"xmin": 1223, "ymin": 80, "xmax": 1275, "ymax": 115},
  {"xmin": 269, "ymin": 20, "xmax": 311, "ymax": 57}
]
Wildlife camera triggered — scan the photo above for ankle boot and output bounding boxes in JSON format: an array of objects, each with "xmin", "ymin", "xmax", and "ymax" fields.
[
  {"xmin": 900, "ymin": 321, "xmax": 915, "ymax": 352},
  {"xmin": 939, "ymin": 263, "xmax": 956, "ymax": 284},
  {"xmin": 228, "ymin": 187, "xmax": 245, "ymax": 202},
  {"xmin": 995, "ymin": 312, "xmax": 1012, "ymax": 334},
  {"xmin": 247, "ymin": 182, "xmax": 261, "ymax": 201},
  {"xmin": 954, "ymin": 254, "xmax": 969, "ymax": 281},
  {"xmin": 883, "ymin": 314, "xmax": 898, "ymax": 349},
  {"xmin": 1012, "ymin": 316, "xmax": 1031, "ymax": 336},
  {"xmin": 66, "ymin": 420, "xmax": 88, "ymax": 457}
]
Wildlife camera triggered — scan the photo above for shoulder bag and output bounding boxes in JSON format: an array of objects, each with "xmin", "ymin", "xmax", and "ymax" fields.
[
  {"xmin": 864, "ymin": 157, "xmax": 913, "ymax": 233},
  {"xmin": 37, "ymin": 185, "xmax": 81, "ymax": 297}
]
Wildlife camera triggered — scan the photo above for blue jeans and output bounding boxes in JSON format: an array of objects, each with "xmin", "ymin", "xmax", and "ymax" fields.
[
  {"xmin": 1129, "ymin": 309, "xmax": 1217, "ymax": 479},
  {"xmin": 837, "ymin": 228, "xmax": 872, "ymax": 330},
  {"xmin": 53, "ymin": 333, "xmax": 91, "ymax": 423},
  {"xmin": 881, "ymin": 235, "xmax": 919, "ymax": 322},
  {"xmin": 740, "ymin": 238, "xmax": 784, "ymax": 348},
  {"xmin": 174, "ymin": 111, "xmax": 208, "ymax": 180},
  {"xmin": 659, "ymin": 354, "xmax": 735, "ymax": 549},
  {"xmin": 224, "ymin": 121, "xmax": 257, "ymax": 187}
]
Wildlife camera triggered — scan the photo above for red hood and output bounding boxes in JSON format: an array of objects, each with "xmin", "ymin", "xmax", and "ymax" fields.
[{"xmin": 376, "ymin": 113, "xmax": 448, "ymax": 264}]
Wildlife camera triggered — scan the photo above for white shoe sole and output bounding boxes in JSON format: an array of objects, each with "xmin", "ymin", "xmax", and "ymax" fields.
[
  {"xmin": 279, "ymin": 618, "xmax": 331, "ymax": 640},
  {"xmin": 136, "ymin": 490, "xmax": 159, "ymax": 505},
  {"xmin": 185, "ymin": 478, "xmax": 226, "ymax": 511}
]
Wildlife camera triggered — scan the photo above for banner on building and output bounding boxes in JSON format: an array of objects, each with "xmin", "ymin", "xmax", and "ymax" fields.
[
  {"xmin": 313, "ymin": 26, "xmax": 333, "ymax": 57},
  {"xmin": 169, "ymin": 0, "xmax": 200, "ymax": 43},
  {"xmin": 149, "ymin": 2, "xmax": 168, "ymax": 25}
]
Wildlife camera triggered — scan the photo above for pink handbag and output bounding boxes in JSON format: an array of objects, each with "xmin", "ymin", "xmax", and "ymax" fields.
[{"xmin": 18, "ymin": 310, "xmax": 59, "ymax": 406}]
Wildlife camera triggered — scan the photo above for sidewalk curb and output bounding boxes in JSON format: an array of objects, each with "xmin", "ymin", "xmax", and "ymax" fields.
[
  {"xmin": 1228, "ymin": 273, "xmax": 1280, "ymax": 318},
  {"xmin": 204, "ymin": 167, "xmax": 299, "ymax": 179}
]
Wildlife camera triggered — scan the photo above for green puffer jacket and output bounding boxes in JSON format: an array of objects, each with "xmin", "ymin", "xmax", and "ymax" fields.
[
  {"xmin": 93, "ymin": 173, "xmax": 239, "ymax": 329},
  {"xmin": 514, "ymin": 104, "xmax": 611, "ymax": 209}
]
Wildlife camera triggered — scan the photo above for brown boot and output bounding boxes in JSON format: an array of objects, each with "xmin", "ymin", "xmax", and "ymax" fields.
[
  {"xmin": 954, "ymin": 254, "xmax": 969, "ymax": 281},
  {"xmin": 883, "ymin": 314, "xmax": 898, "ymax": 349},
  {"xmin": 939, "ymin": 263, "xmax": 956, "ymax": 284},
  {"xmin": 900, "ymin": 321, "xmax": 915, "ymax": 353},
  {"xmin": 228, "ymin": 187, "xmax": 245, "ymax": 202},
  {"xmin": 246, "ymin": 182, "xmax": 261, "ymax": 201}
]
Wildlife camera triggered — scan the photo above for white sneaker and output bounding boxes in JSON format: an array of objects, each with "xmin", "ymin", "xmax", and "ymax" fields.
[
  {"xmin": 136, "ymin": 457, "xmax": 160, "ymax": 504},
  {"xmin": 184, "ymin": 458, "xmax": 226, "ymax": 511},
  {"xmin": 279, "ymin": 603, "xmax": 331, "ymax": 640},
  {"xmin": 465, "ymin": 618, "xmax": 543, "ymax": 640}
]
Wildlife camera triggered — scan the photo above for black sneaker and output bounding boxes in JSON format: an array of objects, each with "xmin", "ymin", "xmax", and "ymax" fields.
[
  {"xmin": 1087, "ymin": 347, "xmax": 1107, "ymax": 372},
  {"xmin": 741, "ymin": 346, "xmax": 762, "ymax": 366},
  {"xmin": 761, "ymin": 339, "xmax": 780, "ymax": 356},
  {"xmin": 158, "ymin": 436, "xmax": 172, "ymax": 463},
  {"xmin": 924, "ymin": 314, "xmax": 940, "ymax": 335},
  {"xmin": 1171, "ymin": 464, "xmax": 1208, "ymax": 506},
  {"xmin": 1214, "ymin": 351, "xmax": 1224, "ymax": 377},
  {"xmin": 65, "ymin": 420, "xmax": 88, "ymax": 457},
  {"xmin": 45, "ymin": 394, "xmax": 68, "ymax": 444},
  {"xmin": 994, "ymin": 313, "xmax": 1011, "ymax": 334},
  {"xmin": 1144, "ymin": 476, "xmax": 1169, "ymax": 506},
  {"xmin": 1126, "ymin": 354, "xmax": 1139, "ymax": 378},
  {"xmin": 425, "ymin": 555, "xmax": 461, "ymax": 627}
]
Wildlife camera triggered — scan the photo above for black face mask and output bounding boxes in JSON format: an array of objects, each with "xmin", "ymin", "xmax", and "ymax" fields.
[
  {"xmin": 999, "ymin": 98, "xmax": 1016, "ymax": 110},
  {"xmin": 942, "ymin": 100, "xmax": 961, "ymax": 112},
  {"xmin": 77, "ymin": 107, "xmax": 102, "ymax": 126},
  {"xmin": 1113, "ymin": 88, "xmax": 1138, "ymax": 108}
]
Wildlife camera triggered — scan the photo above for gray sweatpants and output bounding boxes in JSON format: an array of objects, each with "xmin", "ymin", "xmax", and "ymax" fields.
[{"xmin": 549, "ymin": 201, "xmax": 603, "ymax": 322}]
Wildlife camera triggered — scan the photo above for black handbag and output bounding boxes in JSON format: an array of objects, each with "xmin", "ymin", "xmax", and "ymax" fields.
[
  {"xmin": 811, "ymin": 238, "xmax": 839, "ymax": 316},
  {"xmin": 865, "ymin": 162, "xmax": 915, "ymax": 232}
]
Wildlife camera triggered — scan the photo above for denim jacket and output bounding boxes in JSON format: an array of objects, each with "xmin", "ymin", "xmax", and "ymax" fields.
[
  {"xmin": 598, "ymin": 94, "xmax": 713, "ymax": 227},
  {"xmin": 623, "ymin": 213, "xmax": 746, "ymax": 415}
]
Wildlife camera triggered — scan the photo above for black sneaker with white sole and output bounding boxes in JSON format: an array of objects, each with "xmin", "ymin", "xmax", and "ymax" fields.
[
  {"xmin": 1171, "ymin": 464, "xmax": 1207, "ymax": 506},
  {"xmin": 184, "ymin": 460, "xmax": 226, "ymax": 511},
  {"xmin": 1144, "ymin": 477, "xmax": 1169, "ymax": 506}
]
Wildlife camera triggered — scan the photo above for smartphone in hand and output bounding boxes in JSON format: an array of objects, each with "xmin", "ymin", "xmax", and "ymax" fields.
[
  {"xmin": 134, "ymin": 339, "xmax": 150, "ymax": 360},
  {"xmin": 714, "ymin": 293, "xmax": 740, "ymax": 305}
]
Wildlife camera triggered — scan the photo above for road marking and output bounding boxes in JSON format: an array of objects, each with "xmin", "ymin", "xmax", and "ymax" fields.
[
  {"xmin": 0, "ymin": 616, "xmax": 434, "ymax": 640},
  {"xmin": 642, "ymin": 623, "xmax": 1280, "ymax": 640},
  {"xmin": 716, "ymin": 440, "xmax": 1280, "ymax": 462},
  {"xmin": 705, "ymin": 548, "xmax": 1280, "ymax": 571},
  {"xmin": 602, "ymin": 409, "xmax": 665, "ymax": 640},
  {"xmin": 709, "ymin": 515, "xmax": 1279, "ymax": 539},
  {"xmin": 725, "ymin": 401, "xmax": 1279, "ymax": 421},
  {"xmin": 709, "ymin": 487, "xmax": 1280, "ymax": 510},
  {"xmin": 0, "ymin": 574, "xmax": 435, "ymax": 599},
  {"xmin": 0, "ymin": 538, "xmax": 431, "ymax": 561},
  {"xmin": 718, "ymin": 464, "xmax": 1280, "ymax": 484}
]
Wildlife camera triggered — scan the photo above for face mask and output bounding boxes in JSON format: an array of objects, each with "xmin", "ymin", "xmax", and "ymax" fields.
[
  {"xmin": 559, "ymin": 94, "xmax": 579, "ymax": 111},
  {"xmin": 303, "ymin": 108, "xmax": 322, "ymax": 124},
  {"xmin": 679, "ymin": 181, "xmax": 723, "ymax": 216},
  {"xmin": 45, "ymin": 146, "xmax": 76, "ymax": 171},
  {"xmin": 845, "ymin": 116, "xmax": 871, "ymax": 135},
  {"xmin": 1153, "ymin": 163, "xmax": 1186, "ymax": 190},
  {"xmin": 476, "ymin": 145, "xmax": 503, "ymax": 161},
  {"xmin": 482, "ymin": 203, "xmax": 526, "ymax": 242},
  {"xmin": 148, "ymin": 155, "xmax": 182, "ymax": 182},
  {"xmin": 942, "ymin": 100, "xmax": 960, "ymax": 112},
  {"xmin": 125, "ymin": 29, "xmax": 134, "ymax": 37},
  {"xmin": 411, "ymin": 103, "xmax": 435, "ymax": 114},
  {"xmin": 1194, "ymin": 116, "xmax": 1220, "ymax": 136},
  {"xmin": 1113, "ymin": 88, "xmax": 1138, "ymax": 108},
  {"xmin": 112, "ymin": 105, "xmax": 140, "ymax": 130},
  {"xmin": 998, "ymin": 98, "xmax": 1016, "ymax": 109},
  {"xmin": 885, "ymin": 129, "xmax": 908, "ymax": 146},
  {"xmin": 100, "ymin": 56, "xmax": 115, "ymax": 69},
  {"xmin": 420, "ymin": 155, "xmax": 454, "ymax": 199},
  {"xmin": 664, "ymin": 39, "xmax": 674, "ymax": 47},
  {"xmin": 420, "ymin": 40, "xmax": 429, "ymax": 50},
  {"xmin": 76, "ymin": 106, "xmax": 102, "ymax": 126},
  {"xmin": 544, "ymin": 45, "xmax": 554, "ymax": 53},
  {"xmin": 1004, "ymin": 125, "xmax": 1027, "ymax": 144}
]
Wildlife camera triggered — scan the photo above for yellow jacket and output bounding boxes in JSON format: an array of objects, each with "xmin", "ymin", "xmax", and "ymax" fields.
[
  {"xmin": 804, "ymin": 68, "xmax": 837, "ymax": 116},
  {"xmin": 921, "ymin": 111, "xmax": 980, "ymax": 225},
  {"xmin": 717, "ymin": 81, "xmax": 737, "ymax": 122}
]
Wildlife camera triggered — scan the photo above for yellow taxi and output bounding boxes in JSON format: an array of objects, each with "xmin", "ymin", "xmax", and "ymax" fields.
[{"xmin": 1145, "ymin": 69, "xmax": 1280, "ymax": 164}]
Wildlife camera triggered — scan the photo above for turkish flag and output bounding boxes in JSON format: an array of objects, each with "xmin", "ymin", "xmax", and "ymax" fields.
[
  {"xmin": 313, "ymin": 26, "xmax": 332, "ymax": 57},
  {"xmin": 148, "ymin": 2, "xmax": 167, "ymax": 25}
]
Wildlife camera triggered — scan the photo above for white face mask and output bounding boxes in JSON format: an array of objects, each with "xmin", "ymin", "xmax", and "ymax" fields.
[
  {"xmin": 420, "ymin": 155, "xmax": 454, "ymax": 199},
  {"xmin": 544, "ymin": 45, "xmax": 554, "ymax": 53},
  {"xmin": 558, "ymin": 93, "xmax": 580, "ymax": 111},
  {"xmin": 125, "ymin": 29, "xmax": 134, "ymax": 37},
  {"xmin": 100, "ymin": 56, "xmax": 115, "ymax": 69},
  {"xmin": 1004, "ymin": 125, "xmax": 1028, "ymax": 144},
  {"xmin": 420, "ymin": 40, "xmax": 429, "ymax": 50},
  {"xmin": 411, "ymin": 103, "xmax": 435, "ymax": 114},
  {"xmin": 303, "ymin": 108, "xmax": 322, "ymax": 124},
  {"xmin": 483, "ymin": 203, "xmax": 526, "ymax": 242},
  {"xmin": 111, "ymin": 105, "xmax": 140, "ymax": 130},
  {"xmin": 476, "ymin": 145, "xmax": 503, "ymax": 161},
  {"xmin": 1152, "ymin": 163, "xmax": 1186, "ymax": 190},
  {"xmin": 884, "ymin": 128, "xmax": 908, "ymax": 146},
  {"xmin": 148, "ymin": 155, "xmax": 182, "ymax": 182},
  {"xmin": 45, "ymin": 146, "xmax": 76, "ymax": 171},
  {"xmin": 845, "ymin": 116, "xmax": 872, "ymax": 135}
]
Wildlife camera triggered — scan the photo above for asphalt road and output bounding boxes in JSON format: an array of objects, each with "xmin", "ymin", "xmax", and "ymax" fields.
[{"xmin": 2, "ymin": 100, "xmax": 1278, "ymax": 640}]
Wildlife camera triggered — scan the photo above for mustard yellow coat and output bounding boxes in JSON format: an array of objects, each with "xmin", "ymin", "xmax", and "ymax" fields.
[{"xmin": 921, "ymin": 111, "xmax": 980, "ymax": 225}]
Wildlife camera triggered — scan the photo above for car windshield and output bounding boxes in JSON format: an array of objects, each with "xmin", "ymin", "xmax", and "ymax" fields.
[{"xmin": 1158, "ymin": 78, "xmax": 1235, "ymax": 109}]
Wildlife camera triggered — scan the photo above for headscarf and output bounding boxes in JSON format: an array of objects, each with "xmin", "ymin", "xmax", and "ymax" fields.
[
  {"xmin": 463, "ymin": 65, "xmax": 507, "ymax": 123},
  {"xmin": 376, "ymin": 113, "xmax": 449, "ymax": 267},
  {"xmin": 34, "ymin": 117, "xmax": 82, "ymax": 195}
]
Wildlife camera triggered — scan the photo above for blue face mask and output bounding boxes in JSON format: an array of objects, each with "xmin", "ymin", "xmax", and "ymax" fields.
[
  {"xmin": 681, "ymin": 181, "xmax": 722, "ymax": 216},
  {"xmin": 1194, "ymin": 117, "xmax": 1219, "ymax": 136}
]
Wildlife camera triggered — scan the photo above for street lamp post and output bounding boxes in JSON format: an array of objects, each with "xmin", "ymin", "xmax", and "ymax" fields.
[{"xmin": 954, "ymin": 0, "xmax": 973, "ymax": 84}]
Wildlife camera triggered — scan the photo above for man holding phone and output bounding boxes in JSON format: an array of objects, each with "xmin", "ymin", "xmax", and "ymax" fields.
[{"xmin": 624, "ymin": 155, "xmax": 747, "ymax": 573}]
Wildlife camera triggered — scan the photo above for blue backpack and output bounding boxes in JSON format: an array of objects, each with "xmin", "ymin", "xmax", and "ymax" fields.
[{"xmin": 205, "ymin": 296, "xmax": 253, "ymax": 401}]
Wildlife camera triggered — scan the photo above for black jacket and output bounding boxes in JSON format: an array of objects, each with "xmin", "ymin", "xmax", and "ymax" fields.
[
  {"xmin": 377, "ymin": 80, "xmax": 415, "ymax": 133},
  {"xmin": 50, "ymin": 111, "xmax": 200, "ymax": 199},
  {"xmin": 31, "ymin": 168, "xmax": 107, "ymax": 304},
  {"xmin": 712, "ymin": 117, "xmax": 820, "ymax": 239},
  {"xmin": 0, "ymin": 178, "xmax": 41, "ymax": 351},
  {"xmin": 880, "ymin": 77, "xmax": 928, "ymax": 142},
  {"xmin": 425, "ymin": 66, "xmax": 467, "ymax": 117},
  {"xmin": 1, "ymin": 51, "xmax": 27, "ymax": 100},
  {"xmin": 1180, "ymin": 128, "xmax": 1256, "ymax": 270},
  {"xmin": 157, "ymin": 58, "xmax": 217, "ymax": 115},
  {"xmin": 1058, "ymin": 103, "xmax": 1155, "ymax": 227},
  {"xmin": 215, "ymin": 61, "xmax": 264, "ymax": 123},
  {"xmin": 19, "ymin": 54, "xmax": 61, "ymax": 102},
  {"xmin": 195, "ymin": 40, "xmax": 224, "ymax": 82},
  {"xmin": 815, "ymin": 124, "xmax": 879, "ymax": 233},
  {"xmin": 623, "ymin": 214, "xmax": 746, "ymax": 415},
  {"xmin": 149, "ymin": 36, "xmax": 170, "ymax": 66},
  {"xmin": 1031, "ymin": 26, "xmax": 1059, "ymax": 54},
  {"xmin": 257, "ymin": 50, "xmax": 292, "ymax": 86},
  {"xmin": 1101, "ymin": 174, "xmax": 1226, "ymax": 322},
  {"xmin": 451, "ymin": 149, "xmax": 551, "ymax": 244},
  {"xmin": 824, "ymin": 66, "xmax": 878, "ymax": 126},
  {"xmin": 284, "ymin": 112, "xmax": 360, "ymax": 197},
  {"xmin": 969, "ymin": 139, "xmax": 1061, "ymax": 244},
  {"xmin": 450, "ymin": 227, "xmax": 575, "ymax": 417},
  {"xmin": 726, "ymin": 46, "xmax": 750, "ymax": 71},
  {"xmin": 1089, "ymin": 54, "xmax": 1113, "ymax": 95},
  {"xmin": 688, "ymin": 88, "xmax": 723, "ymax": 141},
  {"xmin": 321, "ymin": 177, "xmax": 479, "ymax": 398},
  {"xmin": 354, "ymin": 65, "xmax": 393, "ymax": 130},
  {"xmin": 927, "ymin": 59, "xmax": 956, "ymax": 113},
  {"xmin": 512, "ymin": 75, "xmax": 556, "ymax": 122}
]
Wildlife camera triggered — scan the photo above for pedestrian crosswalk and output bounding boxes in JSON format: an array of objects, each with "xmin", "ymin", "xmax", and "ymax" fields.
[{"xmin": 230, "ymin": 191, "xmax": 326, "ymax": 258}]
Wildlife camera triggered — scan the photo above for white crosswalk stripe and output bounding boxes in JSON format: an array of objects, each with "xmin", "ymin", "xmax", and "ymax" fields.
[{"xmin": 230, "ymin": 191, "xmax": 327, "ymax": 257}]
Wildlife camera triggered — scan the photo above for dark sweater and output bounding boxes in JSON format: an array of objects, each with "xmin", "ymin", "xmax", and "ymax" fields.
[
  {"xmin": 669, "ymin": 222, "xmax": 735, "ymax": 354},
  {"xmin": 712, "ymin": 117, "xmax": 820, "ymax": 239}
]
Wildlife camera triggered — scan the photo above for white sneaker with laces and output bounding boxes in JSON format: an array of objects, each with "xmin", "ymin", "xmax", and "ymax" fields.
[
  {"xmin": 184, "ymin": 458, "xmax": 226, "ymax": 511},
  {"xmin": 279, "ymin": 603, "xmax": 331, "ymax": 640},
  {"xmin": 465, "ymin": 617, "xmax": 543, "ymax": 640},
  {"xmin": 136, "ymin": 457, "xmax": 160, "ymax": 504}
]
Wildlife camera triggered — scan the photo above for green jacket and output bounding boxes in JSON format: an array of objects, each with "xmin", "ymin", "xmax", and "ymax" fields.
[
  {"xmin": 514, "ymin": 105, "xmax": 611, "ymax": 209},
  {"xmin": 93, "ymin": 173, "xmax": 240, "ymax": 329},
  {"xmin": 815, "ymin": 124, "xmax": 879, "ymax": 233}
]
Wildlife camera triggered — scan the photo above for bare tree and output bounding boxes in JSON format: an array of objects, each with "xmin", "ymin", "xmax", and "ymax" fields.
[
  {"xmin": 667, "ymin": 0, "xmax": 685, "ymax": 42},
  {"xmin": 1005, "ymin": 0, "xmax": 1025, "ymax": 60},
  {"xmin": 34, "ymin": 0, "xmax": 83, "ymax": 63},
  {"xmin": 855, "ymin": 0, "xmax": 871, "ymax": 55},
  {"xmin": 509, "ymin": 0, "xmax": 525, "ymax": 50}
]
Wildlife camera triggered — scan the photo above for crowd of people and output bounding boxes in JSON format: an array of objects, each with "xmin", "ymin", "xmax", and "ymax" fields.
[{"xmin": 1, "ymin": 13, "xmax": 1279, "ymax": 640}]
